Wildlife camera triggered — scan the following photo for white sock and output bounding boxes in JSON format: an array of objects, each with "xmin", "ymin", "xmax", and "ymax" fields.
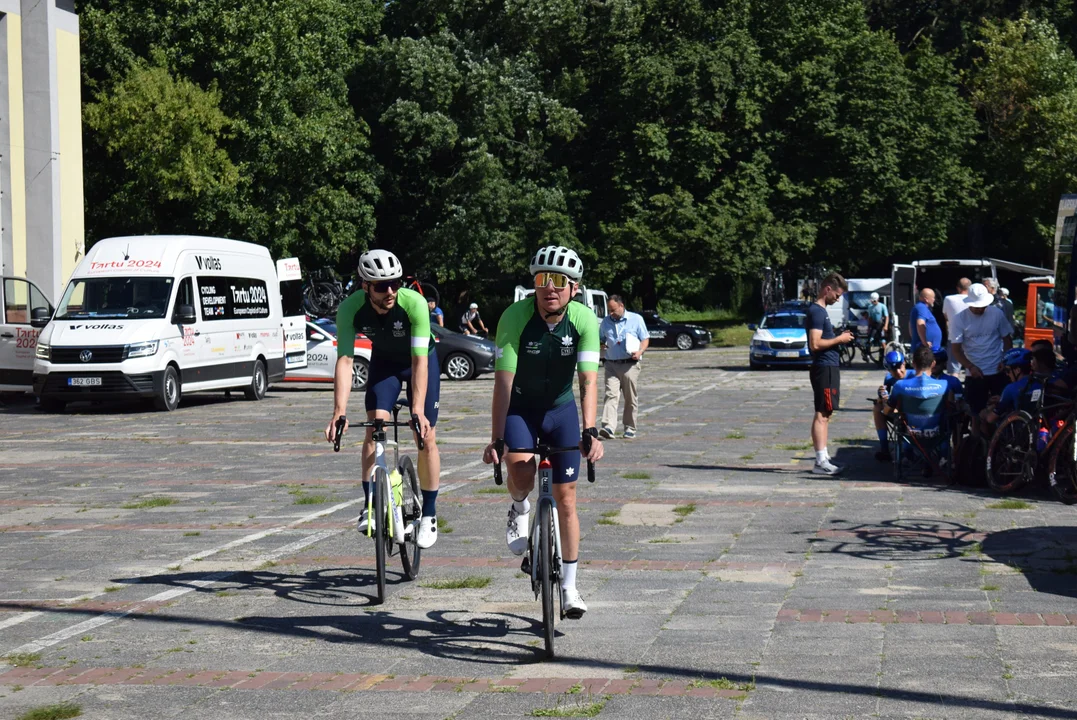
[
  {"xmin": 815, "ymin": 449, "xmax": 828, "ymax": 464},
  {"xmin": 561, "ymin": 560, "xmax": 577, "ymax": 590},
  {"xmin": 512, "ymin": 497, "xmax": 530, "ymax": 515}
]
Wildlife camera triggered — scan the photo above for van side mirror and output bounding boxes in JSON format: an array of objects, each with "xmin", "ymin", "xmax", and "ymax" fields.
[
  {"xmin": 747, "ymin": 323, "xmax": 757, "ymax": 331},
  {"xmin": 30, "ymin": 307, "xmax": 51, "ymax": 328},
  {"xmin": 174, "ymin": 304, "xmax": 197, "ymax": 324}
]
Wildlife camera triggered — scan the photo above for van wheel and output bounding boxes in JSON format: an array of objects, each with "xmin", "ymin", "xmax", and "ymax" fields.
[
  {"xmin": 39, "ymin": 398, "xmax": 65, "ymax": 413},
  {"xmin": 154, "ymin": 366, "xmax": 181, "ymax": 411},
  {"xmin": 244, "ymin": 360, "xmax": 267, "ymax": 401}
]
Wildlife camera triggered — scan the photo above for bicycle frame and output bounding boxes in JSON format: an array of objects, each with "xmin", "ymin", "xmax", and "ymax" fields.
[{"xmin": 529, "ymin": 460, "xmax": 563, "ymax": 600}]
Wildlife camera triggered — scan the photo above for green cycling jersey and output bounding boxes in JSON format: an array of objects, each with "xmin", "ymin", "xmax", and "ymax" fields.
[
  {"xmin": 335, "ymin": 286, "xmax": 433, "ymax": 365},
  {"xmin": 495, "ymin": 298, "xmax": 600, "ymax": 409}
]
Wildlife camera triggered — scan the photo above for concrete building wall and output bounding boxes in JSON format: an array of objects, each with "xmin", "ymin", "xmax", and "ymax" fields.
[{"xmin": 0, "ymin": 0, "xmax": 82, "ymax": 302}]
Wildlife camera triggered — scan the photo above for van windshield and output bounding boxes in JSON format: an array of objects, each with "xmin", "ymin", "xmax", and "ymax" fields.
[{"xmin": 56, "ymin": 277, "xmax": 175, "ymax": 320}]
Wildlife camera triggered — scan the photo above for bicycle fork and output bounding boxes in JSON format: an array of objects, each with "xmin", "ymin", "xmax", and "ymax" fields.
[{"xmin": 525, "ymin": 463, "xmax": 564, "ymax": 600}]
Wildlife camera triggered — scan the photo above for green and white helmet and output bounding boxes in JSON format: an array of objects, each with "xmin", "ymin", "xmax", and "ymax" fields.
[
  {"xmin": 529, "ymin": 245, "xmax": 584, "ymax": 282},
  {"xmin": 358, "ymin": 249, "xmax": 402, "ymax": 281}
]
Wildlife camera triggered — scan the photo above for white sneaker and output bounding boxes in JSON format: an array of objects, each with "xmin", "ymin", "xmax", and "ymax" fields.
[
  {"xmin": 561, "ymin": 587, "xmax": 588, "ymax": 619},
  {"xmin": 357, "ymin": 507, "xmax": 375, "ymax": 534},
  {"xmin": 506, "ymin": 504, "xmax": 529, "ymax": 556},
  {"xmin": 812, "ymin": 459, "xmax": 843, "ymax": 475},
  {"xmin": 417, "ymin": 516, "xmax": 438, "ymax": 549}
]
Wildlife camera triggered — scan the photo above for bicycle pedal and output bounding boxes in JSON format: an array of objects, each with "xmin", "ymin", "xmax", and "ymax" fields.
[{"xmin": 520, "ymin": 556, "xmax": 531, "ymax": 575}]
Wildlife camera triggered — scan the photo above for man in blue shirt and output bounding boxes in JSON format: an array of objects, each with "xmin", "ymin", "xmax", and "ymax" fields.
[
  {"xmin": 806, "ymin": 273, "xmax": 855, "ymax": 475},
  {"xmin": 428, "ymin": 299, "xmax": 444, "ymax": 327},
  {"xmin": 599, "ymin": 295, "xmax": 650, "ymax": 440},
  {"xmin": 910, "ymin": 288, "xmax": 943, "ymax": 355},
  {"xmin": 885, "ymin": 345, "xmax": 950, "ymax": 438},
  {"xmin": 867, "ymin": 292, "xmax": 889, "ymax": 348}
]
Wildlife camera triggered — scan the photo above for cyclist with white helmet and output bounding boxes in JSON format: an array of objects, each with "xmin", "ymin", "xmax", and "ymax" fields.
[
  {"xmin": 324, "ymin": 249, "xmax": 442, "ymax": 549},
  {"xmin": 482, "ymin": 245, "xmax": 604, "ymax": 619}
]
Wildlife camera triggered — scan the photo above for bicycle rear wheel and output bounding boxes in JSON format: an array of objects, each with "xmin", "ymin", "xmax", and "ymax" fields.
[
  {"xmin": 538, "ymin": 501, "xmax": 556, "ymax": 660},
  {"xmin": 373, "ymin": 467, "xmax": 388, "ymax": 604},
  {"xmin": 986, "ymin": 413, "xmax": 1035, "ymax": 494},
  {"xmin": 865, "ymin": 342, "xmax": 884, "ymax": 366},
  {"xmin": 398, "ymin": 456, "xmax": 422, "ymax": 579},
  {"xmin": 838, "ymin": 344, "xmax": 854, "ymax": 367},
  {"xmin": 1047, "ymin": 426, "xmax": 1077, "ymax": 505}
]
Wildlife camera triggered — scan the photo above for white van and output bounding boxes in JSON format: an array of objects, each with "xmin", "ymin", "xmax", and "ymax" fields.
[
  {"xmin": 513, "ymin": 285, "xmax": 610, "ymax": 319},
  {"xmin": 0, "ymin": 276, "xmax": 54, "ymax": 392},
  {"xmin": 33, "ymin": 236, "xmax": 306, "ymax": 412}
]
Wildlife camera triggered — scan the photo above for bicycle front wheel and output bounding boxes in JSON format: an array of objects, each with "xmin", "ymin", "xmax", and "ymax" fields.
[
  {"xmin": 986, "ymin": 413, "xmax": 1035, "ymax": 494},
  {"xmin": 1047, "ymin": 426, "xmax": 1077, "ymax": 505},
  {"xmin": 538, "ymin": 501, "xmax": 556, "ymax": 660},
  {"xmin": 838, "ymin": 344, "xmax": 854, "ymax": 367},
  {"xmin": 398, "ymin": 456, "xmax": 422, "ymax": 579},
  {"xmin": 373, "ymin": 467, "xmax": 388, "ymax": 604}
]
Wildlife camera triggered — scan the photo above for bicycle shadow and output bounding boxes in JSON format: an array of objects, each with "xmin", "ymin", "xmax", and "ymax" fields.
[
  {"xmin": 803, "ymin": 517, "xmax": 980, "ymax": 562},
  {"xmin": 981, "ymin": 526, "xmax": 1077, "ymax": 599}
]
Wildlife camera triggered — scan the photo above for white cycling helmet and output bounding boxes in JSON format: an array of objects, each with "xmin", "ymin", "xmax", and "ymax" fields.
[
  {"xmin": 529, "ymin": 245, "xmax": 583, "ymax": 282},
  {"xmin": 870, "ymin": 292, "xmax": 880, "ymax": 301},
  {"xmin": 357, "ymin": 249, "xmax": 403, "ymax": 282}
]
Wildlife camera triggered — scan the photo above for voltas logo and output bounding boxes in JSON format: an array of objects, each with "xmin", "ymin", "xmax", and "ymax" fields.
[{"xmin": 195, "ymin": 256, "xmax": 222, "ymax": 271}]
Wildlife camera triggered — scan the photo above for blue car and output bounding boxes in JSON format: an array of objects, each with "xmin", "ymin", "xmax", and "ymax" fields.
[{"xmin": 748, "ymin": 309, "xmax": 811, "ymax": 369}]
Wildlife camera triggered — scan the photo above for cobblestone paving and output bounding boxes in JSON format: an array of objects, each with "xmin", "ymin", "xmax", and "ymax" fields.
[{"xmin": 2, "ymin": 347, "xmax": 1076, "ymax": 719}]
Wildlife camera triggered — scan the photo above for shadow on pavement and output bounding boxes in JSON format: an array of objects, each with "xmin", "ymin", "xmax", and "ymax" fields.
[
  {"xmin": 981, "ymin": 526, "xmax": 1077, "ymax": 599},
  {"xmin": 806, "ymin": 517, "xmax": 980, "ymax": 562}
]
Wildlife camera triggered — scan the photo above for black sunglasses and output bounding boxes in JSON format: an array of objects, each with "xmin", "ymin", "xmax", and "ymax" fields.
[{"xmin": 370, "ymin": 280, "xmax": 402, "ymax": 293}]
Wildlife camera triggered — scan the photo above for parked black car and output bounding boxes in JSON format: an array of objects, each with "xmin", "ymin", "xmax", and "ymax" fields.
[
  {"xmin": 640, "ymin": 311, "xmax": 712, "ymax": 350},
  {"xmin": 432, "ymin": 324, "xmax": 497, "ymax": 380}
]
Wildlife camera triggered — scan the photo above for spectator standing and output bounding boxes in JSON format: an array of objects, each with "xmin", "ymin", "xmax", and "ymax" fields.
[
  {"xmin": 910, "ymin": 288, "xmax": 943, "ymax": 356},
  {"xmin": 997, "ymin": 288, "xmax": 1015, "ymax": 327},
  {"xmin": 460, "ymin": 302, "xmax": 488, "ymax": 336},
  {"xmin": 950, "ymin": 283, "xmax": 1014, "ymax": 422},
  {"xmin": 598, "ymin": 295, "xmax": 650, "ymax": 440},
  {"xmin": 428, "ymin": 299, "xmax": 445, "ymax": 327},
  {"xmin": 806, "ymin": 273, "xmax": 854, "ymax": 476},
  {"xmin": 867, "ymin": 292, "xmax": 889, "ymax": 346},
  {"xmin": 942, "ymin": 278, "xmax": 971, "ymax": 375}
]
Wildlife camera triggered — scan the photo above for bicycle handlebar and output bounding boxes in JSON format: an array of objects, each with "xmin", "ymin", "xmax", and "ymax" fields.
[
  {"xmin": 491, "ymin": 441, "xmax": 596, "ymax": 486},
  {"xmin": 332, "ymin": 416, "xmax": 426, "ymax": 452},
  {"xmin": 333, "ymin": 416, "xmax": 346, "ymax": 453}
]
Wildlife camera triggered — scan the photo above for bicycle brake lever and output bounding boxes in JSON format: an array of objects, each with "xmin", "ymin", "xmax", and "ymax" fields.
[
  {"xmin": 411, "ymin": 416, "xmax": 425, "ymax": 451},
  {"xmin": 333, "ymin": 416, "xmax": 346, "ymax": 453},
  {"xmin": 492, "ymin": 439, "xmax": 505, "ymax": 485}
]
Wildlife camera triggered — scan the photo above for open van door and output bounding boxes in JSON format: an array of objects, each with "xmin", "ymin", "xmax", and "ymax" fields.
[
  {"xmin": 891, "ymin": 264, "xmax": 916, "ymax": 344},
  {"xmin": 276, "ymin": 258, "xmax": 307, "ymax": 371}
]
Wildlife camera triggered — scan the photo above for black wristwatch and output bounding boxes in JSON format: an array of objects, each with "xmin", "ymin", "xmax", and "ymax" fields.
[{"xmin": 583, "ymin": 427, "xmax": 599, "ymax": 440}]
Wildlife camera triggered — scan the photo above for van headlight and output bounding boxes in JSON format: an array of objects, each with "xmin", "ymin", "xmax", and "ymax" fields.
[
  {"xmin": 35, "ymin": 342, "xmax": 51, "ymax": 361},
  {"xmin": 123, "ymin": 340, "xmax": 159, "ymax": 359}
]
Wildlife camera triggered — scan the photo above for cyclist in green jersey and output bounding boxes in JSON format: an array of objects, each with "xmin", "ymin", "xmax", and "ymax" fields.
[
  {"xmin": 482, "ymin": 245, "xmax": 604, "ymax": 619},
  {"xmin": 323, "ymin": 249, "xmax": 442, "ymax": 549}
]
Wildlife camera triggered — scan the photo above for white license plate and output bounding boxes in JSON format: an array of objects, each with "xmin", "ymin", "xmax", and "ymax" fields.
[
  {"xmin": 776, "ymin": 351, "xmax": 799, "ymax": 358},
  {"xmin": 68, "ymin": 377, "xmax": 102, "ymax": 387}
]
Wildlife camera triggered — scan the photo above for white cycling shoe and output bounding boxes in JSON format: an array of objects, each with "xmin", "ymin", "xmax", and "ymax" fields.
[
  {"xmin": 561, "ymin": 587, "xmax": 588, "ymax": 619},
  {"xmin": 357, "ymin": 507, "xmax": 375, "ymax": 534},
  {"xmin": 417, "ymin": 516, "xmax": 438, "ymax": 549},
  {"xmin": 506, "ymin": 504, "xmax": 529, "ymax": 556}
]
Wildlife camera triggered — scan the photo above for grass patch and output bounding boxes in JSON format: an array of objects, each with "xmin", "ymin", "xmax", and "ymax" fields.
[
  {"xmin": 649, "ymin": 538, "xmax": 680, "ymax": 544},
  {"xmin": 673, "ymin": 504, "xmax": 696, "ymax": 518},
  {"xmin": 437, "ymin": 517, "xmax": 453, "ymax": 534},
  {"xmin": 622, "ymin": 471, "xmax": 651, "ymax": 479},
  {"xmin": 596, "ymin": 509, "xmax": 620, "ymax": 526},
  {"xmin": 103, "ymin": 585, "xmax": 123, "ymax": 593},
  {"xmin": 981, "ymin": 584, "xmax": 1000, "ymax": 592},
  {"xmin": 740, "ymin": 453, "xmax": 756, "ymax": 461},
  {"xmin": 420, "ymin": 576, "xmax": 491, "ymax": 590},
  {"xmin": 775, "ymin": 442, "xmax": 813, "ymax": 451},
  {"xmin": 15, "ymin": 703, "xmax": 81, "ymax": 720},
  {"xmin": 530, "ymin": 698, "xmax": 607, "ymax": 718},
  {"xmin": 477, "ymin": 486, "xmax": 508, "ymax": 494},
  {"xmin": 689, "ymin": 677, "xmax": 754, "ymax": 692},
  {"xmin": 293, "ymin": 494, "xmax": 329, "ymax": 505},
  {"xmin": 183, "ymin": 531, "xmax": 201, "ymax": 537},
  {"xmin": 121, "ymin": 497, "xmax": 176, "ymax": 509},
  {"xmin": 3, "ymin": 652, "xmax": 41, "ymax": 668},
  {"xmin": 986, "ymin": 500, "xmax": 1033, "ymax": 510},
  {"xmin": 725, "ymin": 430, "xmax": 745, "ymax": 439}
]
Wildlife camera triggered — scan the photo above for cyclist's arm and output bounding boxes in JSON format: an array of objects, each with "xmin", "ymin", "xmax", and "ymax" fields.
[
  {"xmin": 807, "ymin": 328, "xmax": 847, "ymax": 353},
  {"xmin": 437, "ymin": 312, "xmax": 444, "ymax": 327},
  {"xmin": 575, "ymin": 306, "xmax": 602, "ymax": 430},
  {"xmin": 331, "ymin": 291, "xmax": 366, "ymax": 416},
  {"xmin": 490, "ymin": 371, "xmax": 514, "ymax": 441},
  {"xmin": 401, "ymin": 290, "xmax": 432, "ymax": 425}
]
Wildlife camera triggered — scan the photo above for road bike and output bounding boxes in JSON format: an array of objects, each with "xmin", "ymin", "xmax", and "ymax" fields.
[
  {"xmin": 986, "ymin": 377, "xmax": 1074, "ymax": 497},
  {"xmin": 403, "ymin": 275, "xmax": 441, "ymax": 308},
  {"xmin": 334, "ymin": 400, "xmax": 424, "ymax": 604},
  {"xmin": 304, "ymin": 267, "xmax": 354, "ymax": 317},
  {"xmin": 837, "ymin": 325, "xmax": 883, "ymax": 367},
  {"xmin": 761, "ymin": 266, "xmax": 785, "ymax": 314},
  {"xmin": 492, "ymin": 441, "xmax": 595, "ymax": 660}
]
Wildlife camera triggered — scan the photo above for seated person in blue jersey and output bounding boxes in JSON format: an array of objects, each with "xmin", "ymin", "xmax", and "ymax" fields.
[
  {"xmin": 931, "ymin": 350, "xmax": 963, "ymax": 401},
  {"xmin": 980, "ymin": 348, "xmax": 1045, "ymax": 427},
  {"xmin": 882, "ymin": 345, "xmax": 951, "ymax": 439},
  {"xmin": 1027, "ymin": 339, "xmax": 1071, "ymax": 390},
  {"xmin": 873, "ymin": 348, "xmax": 913, "ymax": 463}
]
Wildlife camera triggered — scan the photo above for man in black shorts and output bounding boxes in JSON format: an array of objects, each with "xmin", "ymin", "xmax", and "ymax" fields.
[{"xmin": 806, "ymin": 273, "xmax": 854, "ymax": 475}]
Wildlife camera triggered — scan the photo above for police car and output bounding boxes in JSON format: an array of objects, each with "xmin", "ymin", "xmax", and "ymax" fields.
[
  {"xmin": 748, "ymin": 306, "xmax": 811, "ymax": 369},
  {"xmin": 283, "ymin": 319, "xmax": 372, "ymax": 389}
]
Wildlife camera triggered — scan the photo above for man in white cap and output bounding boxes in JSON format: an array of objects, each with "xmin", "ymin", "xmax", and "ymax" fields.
[
  {"xmin": 460, "ymin": 302, "xmax": 488, "ymax": 336},
  {"xmin": 997, "ymin": 287, "xmax": 1015, "ymax": 326},
  {"xmin": 950, "ymin": 283, "xmax": 1014, "ymax": 424},
  {"xmin": 942, "ymin": 278, "xmax": 971, "ymax": 375}
]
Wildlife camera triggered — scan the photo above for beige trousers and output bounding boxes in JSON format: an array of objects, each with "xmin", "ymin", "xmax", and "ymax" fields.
[{"xmin": 602, "ymin": 361, "xmax": 641, "ymax": 432}]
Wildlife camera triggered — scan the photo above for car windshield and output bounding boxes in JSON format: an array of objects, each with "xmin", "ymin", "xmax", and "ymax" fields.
[
  {"xmin": 55, "ymin": 277, "xmax": 174, "ymax": 320},
  {"xmin": 313, "ymin": 320, "xmax": 338, "ymax": 336},
  {"xmin": 761, "ymin": 313, "xmax": 804, "ymax": 330}
]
